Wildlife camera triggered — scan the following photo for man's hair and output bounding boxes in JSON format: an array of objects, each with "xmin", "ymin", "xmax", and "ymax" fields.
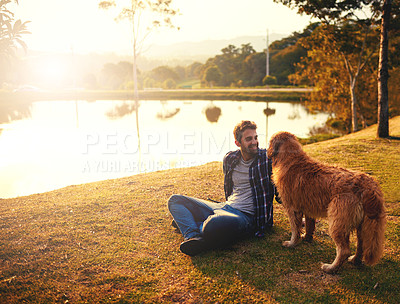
[{"xmin": 233, "ymin": 120, "xmax": 257, "ymax": 143}]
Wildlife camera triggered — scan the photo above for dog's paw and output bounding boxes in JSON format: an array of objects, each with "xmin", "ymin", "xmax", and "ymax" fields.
[
  {"xmin": 321, "ymin": 263, "xmax": 337, "ymax": 274},
  {"xmin": 282, "ymin": 241, "xmax": 296, "ymax": 248},
  {"xmin": 348, "ymin": 255, "xmax": 362, "ymax": 266}
]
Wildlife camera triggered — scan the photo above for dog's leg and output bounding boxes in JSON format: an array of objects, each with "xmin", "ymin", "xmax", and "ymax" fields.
[
  {"xmin": 348, "ymin": 225, "xmax": 363, "ymax": 266},
  {"xmin": 321, "ymin": 232, "xmax": 351, "ymax": 273},
  {"xmin": 303, "ymin": 216, "xmax": 316, "ymax": 243},
  {"xmin": 322, "ymin": 201, "xmax": 352, "ymax": 273},
  {"xmin": 283, "ymin": 210, "xmax": 303, "ymax": 247}
]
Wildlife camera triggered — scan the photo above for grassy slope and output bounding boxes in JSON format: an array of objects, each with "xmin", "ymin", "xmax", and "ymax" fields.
[{"xmin": 0, "ymin": 117, "xmax": 399, "ymax": 303}]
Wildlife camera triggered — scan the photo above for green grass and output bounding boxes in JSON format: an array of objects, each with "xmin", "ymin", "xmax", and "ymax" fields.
[{"xmin": 1, "ymin": 117, "xmax": 399, "ymax": 303}]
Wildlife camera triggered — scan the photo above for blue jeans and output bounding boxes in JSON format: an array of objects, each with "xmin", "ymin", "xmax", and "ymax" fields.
[{"xmin": 167, "ymin": 194, "xmax": 255, "ymax": 245}]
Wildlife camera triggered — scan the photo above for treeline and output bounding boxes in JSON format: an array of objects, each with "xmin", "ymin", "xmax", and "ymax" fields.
[
  {"xmin": 97, "ymin": 25, "xmax": 317, "ymax": 90},
  {"xmin": 95, "ymin": 61, "xmax": 203, "ymax": 90},
  {"xmin": 95, "ymin": 20, "xmax": 400, "ymax": 133}
]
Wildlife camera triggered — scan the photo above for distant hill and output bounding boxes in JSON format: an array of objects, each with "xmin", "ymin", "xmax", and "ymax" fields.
[
  {"xmin": 144, "ymin": 33, "xmax": 286, "ymax": 62},
  {"xmin": 19, "ymin": 34, "xmax": 287, "ymax": 76}
]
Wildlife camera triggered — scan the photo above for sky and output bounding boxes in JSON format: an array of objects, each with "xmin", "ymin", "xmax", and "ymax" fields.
[{"xmin": 12, "ymin": 0, "xmax": 314, "ymax": 55}]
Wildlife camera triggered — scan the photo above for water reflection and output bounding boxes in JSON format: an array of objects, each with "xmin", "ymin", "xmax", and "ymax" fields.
[
  {"xmin": 156, "ymin": 101, "xmax": 180, "ymax": 120},
  {"xmin": 287, "ymin": 103, "xmax": 301, "ymax": 120},
  {"xmin": 0, "ymin": 101, "xmax": 32, "ymax": 124},
  {"xmin": 0, "ymin": 99, "xmax": 329, "ymax": 198},
  {"xmin": 106, "ymin": 101, "xmax": 138, "ymax": 119},
  {"xmin": 263, "ymin": 102, "xmax": 276, "ymax": 142},
  {"xmin": 204, "ymin": 102, "xmax": 222, "ymax": 123}
]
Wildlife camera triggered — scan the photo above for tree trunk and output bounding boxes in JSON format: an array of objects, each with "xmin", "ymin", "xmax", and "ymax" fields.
[
  {"xmin": 350, "ymin": 82, "xmax": 358, "ymax": 132},
  {"xmin": 377, "ymin": 0, "xmax": 391, "ymax": 138},
  {"xmin": 133, "ymin": 46, "xmax": 141, "ymax": 169}
]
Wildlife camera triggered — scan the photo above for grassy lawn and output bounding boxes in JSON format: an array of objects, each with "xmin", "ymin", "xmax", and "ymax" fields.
[{"xmin": 0, "ymin": 117, "xmax": 399, "ymax": 303}]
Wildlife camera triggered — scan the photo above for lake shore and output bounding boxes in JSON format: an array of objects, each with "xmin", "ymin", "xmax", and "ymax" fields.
[{"xmin": 1, "ymin": 87, "xmax": 309, "ymax": 103}]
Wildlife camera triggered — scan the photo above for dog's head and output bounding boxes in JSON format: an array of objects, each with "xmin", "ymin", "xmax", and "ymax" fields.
[{"xmin": 267, "ymin": 131, "xmax": 303, "ymax": 162}]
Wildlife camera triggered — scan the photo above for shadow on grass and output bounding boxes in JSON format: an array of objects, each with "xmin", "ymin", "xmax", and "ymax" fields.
[{"xmin": 190, "ymin": 226, "xmax": 400, "ymax": 304}]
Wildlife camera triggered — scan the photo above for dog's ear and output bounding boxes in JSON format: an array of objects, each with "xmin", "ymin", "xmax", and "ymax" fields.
[{"xmin": 267, "ymin": 138, "xmax": 282, "ymax": 159}]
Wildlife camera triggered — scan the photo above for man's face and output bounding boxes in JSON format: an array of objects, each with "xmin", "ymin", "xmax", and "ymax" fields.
[{"xmin": 235, "ymin": 128, "xmax": 259, "ymax": 160}]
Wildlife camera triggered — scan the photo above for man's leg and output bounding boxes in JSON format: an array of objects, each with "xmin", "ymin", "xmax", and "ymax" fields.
[
  {"xmin": 167, "ymin": 194, "xmax": 222, "ymax": 240},
  {"xmin": 201, "ymin": 205, "xmax": 254, "ymax": 246},
  {"xmin": 168, "ymin": 194, "xmax": 225, "ymax": 256}
]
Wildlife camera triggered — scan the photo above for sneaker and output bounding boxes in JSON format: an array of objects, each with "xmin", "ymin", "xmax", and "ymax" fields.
[{"xmin": 179, "ymin": 237, "xmax": 207, "ymax": 256}]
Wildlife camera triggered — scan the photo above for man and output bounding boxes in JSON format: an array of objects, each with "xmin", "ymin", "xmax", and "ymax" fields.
[{"xmin": 167, "ymin": 120, "xmax": 275, "ymax": 256}]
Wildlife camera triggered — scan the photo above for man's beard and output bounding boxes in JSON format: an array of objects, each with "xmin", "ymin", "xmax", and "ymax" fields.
[{"xmin": 245, "ymin": 144, "xmax": 258, "ymax": 156}]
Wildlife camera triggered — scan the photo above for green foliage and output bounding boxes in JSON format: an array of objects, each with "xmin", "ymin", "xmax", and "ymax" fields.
[
  {"xmin": 100, "ymin": 61, "xmax": 134, "ymax": 89},
  {"xmin": 268, "ymin": 23, "xmax": 317, "ymax": 85},
  {"xmin": 203, "ymin": 65, "xmax": 222, "ymax": 87},
  {"xmin": 150, "ymin": 65, "xmax": 180, "ymax": 82},
  {"xmin": 201, "ymin": 43, "xmax": 259, "ymax": 87},
  {"xmin": 162, "ymin": 78, "xmax": 176, "ymax": 89},
  {"xmin": 0, "ymin": 0, "xmax": 30, "ymax": 56},
  {"xmin": 290, "ymin": 22, "xmax": 384, "ymax": 132},
  {"xmin": 273, "ymin": 0, "xmax": 380, "ymax": 22},
  {"xmin": 198, "ymin": 26, "xmax": 315, "ymax": 87},
  {"xmin": 185, "ymin": 61, "xmax": 203, "ymax": 78},
  {"xmin": 262, "ymin": 75, "xmax": 277, "ymax": 86},
  {"xmin": 0, "ymin": 0, "xmax": 30, "ymax": 83},
  {"xmin": 143, "ymin": 76, "xmax": 157, "ymax": 88},
  {"xmin": 274, "ymin": 0, "xmax": 400, "ymax": 135}
]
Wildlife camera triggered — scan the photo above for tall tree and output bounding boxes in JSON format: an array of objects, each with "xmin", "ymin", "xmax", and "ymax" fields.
[
  {"xmin": 377, "ymin": 0, "xmax": 392, "ymax": 138},
  {"xmin": 99, "ymin": 0, "xmax": 178, "ymax": 155},
  {"xmin": 274, "ymin": 0, "xmax": 391, "ymax": 134},
  {"xmin": 99, "ymin": 0, "xmax": 177, "ymax": 99}
]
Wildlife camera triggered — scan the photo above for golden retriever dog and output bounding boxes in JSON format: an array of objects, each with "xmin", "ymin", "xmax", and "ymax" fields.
[{"xmin": 267, "ymin": 131, "xmax": 386, "ymax": 273}]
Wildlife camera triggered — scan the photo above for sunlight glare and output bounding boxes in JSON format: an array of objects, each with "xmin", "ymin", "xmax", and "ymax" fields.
[{"xmin": 37, "ymin": 57, "xmax": 70, "ymax": 88}]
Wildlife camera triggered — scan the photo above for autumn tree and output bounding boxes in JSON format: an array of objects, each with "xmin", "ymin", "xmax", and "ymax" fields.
[{"xmin": 274, "ymin": 0, "xmax": 385, "ymax": 132}]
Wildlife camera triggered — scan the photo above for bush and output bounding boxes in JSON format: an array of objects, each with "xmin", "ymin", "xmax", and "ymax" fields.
[
  {"xmin": 162, "ymin": 78, "xmax": 176, "ymax": 89},
  {"xmin": 262, "ymin": 75, "xmax": 277, "ymax": 85}
]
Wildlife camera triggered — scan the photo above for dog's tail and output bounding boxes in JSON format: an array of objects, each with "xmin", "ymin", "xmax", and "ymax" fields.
[{"xmin": 361, "ymin": 184, "xmax": 386, "ymax": 265}]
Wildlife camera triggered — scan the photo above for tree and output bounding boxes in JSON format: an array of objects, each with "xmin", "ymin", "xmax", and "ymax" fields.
[
  {"xmin": 290, "ymin": 25, "xmax": 373, "ymax": 132},
  {"xmin": 0, "ymin": 0, "xmax": 30, "ymax": 83},
  {"xmin": 275, "ymin": 0, "xmax": 382, "ymax": 132},
  {"xmin": 263, "ymin": 75, "xmax": 277, "ymax": 86},
  {"xmin": 99, "ymin": 0, "xmax": 178, "ymax": 155},
  {"xmin": 274, "ymin": 0, "xmax": 399, "ymax": 136},
  {"xmin": 99, "ymin": 0, "xmax": 177, "ymax": 95},
  {"xmin": 150, "ymin": 65, "xmax": 179, "ymax": 82},
  {"xmin": 377, "ymin": 0, "xmax": 391, "ymax": 137},
  {"xmin": 203, "ymin": 66, "xmax": 222, "ymax": 88},
  {"xmin": 201, "ymin": 44, "xmax": 259, "ymax": 87},
  {"xmin": 162, "ymin": 78, "xmax": 176, "ymax": 89}
]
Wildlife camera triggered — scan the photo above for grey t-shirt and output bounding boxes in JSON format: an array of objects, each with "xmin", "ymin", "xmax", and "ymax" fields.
[{"xmin": 226, "ymin": 156, "xmax": 255, "ymax": 215}]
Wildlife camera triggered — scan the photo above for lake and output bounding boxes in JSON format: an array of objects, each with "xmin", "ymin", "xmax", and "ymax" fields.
[{"xmin": 0, "ymin": 99, "xmax": 329, "ymax": 198}]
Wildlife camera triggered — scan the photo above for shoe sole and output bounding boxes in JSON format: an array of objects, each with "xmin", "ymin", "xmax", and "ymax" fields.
[{"xmin": 180, "ymin": 239, "xmax": 207, "ymax": 256}]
